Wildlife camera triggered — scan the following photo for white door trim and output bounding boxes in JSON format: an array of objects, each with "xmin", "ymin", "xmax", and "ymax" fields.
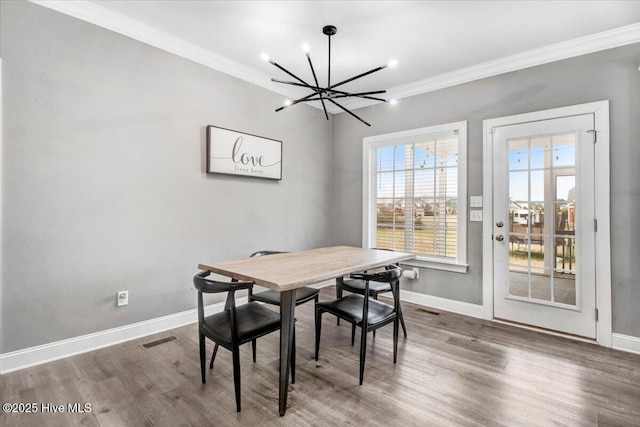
[{"xmin": 482, "ymin": 100, "xmax": 611, "ymax": 347}]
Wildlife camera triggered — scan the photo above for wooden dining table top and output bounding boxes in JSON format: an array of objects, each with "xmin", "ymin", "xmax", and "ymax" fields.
[{"xmin": 198, "ymin": 246, "xmax": 416, "ymax": 292}]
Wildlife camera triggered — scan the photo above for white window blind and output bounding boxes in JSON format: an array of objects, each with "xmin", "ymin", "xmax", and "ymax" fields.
[{"xmin": 363, "ymin": 122, "xmax": 467, "ymax": 270}]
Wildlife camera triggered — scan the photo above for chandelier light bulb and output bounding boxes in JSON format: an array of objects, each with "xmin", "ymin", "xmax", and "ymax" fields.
[
  {"xmin": 390, "ymin": 99, "xmax": 398, "ymax": 106},
  {"xmin": 284, "ymin": 99, "xmax": 293, "ymax": 106},
  {"xmin": 302, "ymin": 43, "xmax": 310, "ymax": 54},
  {"xmin": 260, "ymin": 52, "xmax": 270, "ymax": 62},
  {"xmin": 387, "ymin": 59, "xmax": 398, "ymax": 68}
]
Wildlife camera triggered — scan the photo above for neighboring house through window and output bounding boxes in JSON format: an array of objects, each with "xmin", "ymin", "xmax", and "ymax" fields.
[{"xmin": 363, "ymin": 121, "xmax": 468, "ymax": 272}]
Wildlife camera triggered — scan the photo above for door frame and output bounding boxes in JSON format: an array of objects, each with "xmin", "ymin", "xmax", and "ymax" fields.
[{"xmin": 482, "ymin": 100, "xmax": 611, "ymax": 347}]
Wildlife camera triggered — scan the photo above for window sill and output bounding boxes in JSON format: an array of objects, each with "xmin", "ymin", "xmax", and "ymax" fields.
[{"xmin": 399, "ymin": 258, "xmax": 468, "ymax": 274}]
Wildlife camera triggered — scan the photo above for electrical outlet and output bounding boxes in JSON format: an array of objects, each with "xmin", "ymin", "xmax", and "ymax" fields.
[{"xmin": 117, "ymin": 290, "xmax": 129, "ymax": 307}]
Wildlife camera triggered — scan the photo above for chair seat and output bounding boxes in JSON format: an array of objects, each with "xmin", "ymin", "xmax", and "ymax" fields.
[
  {"xmin": 251, "ymin": 286, "xmax": 320, "ymax": 306},
  {"xmin": 202, "ymin": 302, "xmax": 280, "ymax": 346},
  {"xmin": 316, "ymin": 294, "xmax": 395, "ymax": 326},
  {"xmin": 338, "ymin": 278, "xmax": 392, "ymax": 294}
]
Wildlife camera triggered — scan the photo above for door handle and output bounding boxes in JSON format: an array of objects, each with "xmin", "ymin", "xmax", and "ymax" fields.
[
  {"xmin": 495, "ymin": 235, "xmax": 504, "ymax": 241},
  {"xmin": 496, "ymin": 221, "xmax": 504, "ymax": 228}
]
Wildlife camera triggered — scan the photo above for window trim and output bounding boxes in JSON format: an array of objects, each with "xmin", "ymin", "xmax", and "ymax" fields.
[{"xmin": 362, "ymin": 121, "xmax": 468, "ymax": 273}]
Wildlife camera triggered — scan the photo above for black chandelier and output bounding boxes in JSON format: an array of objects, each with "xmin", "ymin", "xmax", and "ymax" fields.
[{"xmin": 261, "ymin": 25, "xmax": 397, "ymax": 127}]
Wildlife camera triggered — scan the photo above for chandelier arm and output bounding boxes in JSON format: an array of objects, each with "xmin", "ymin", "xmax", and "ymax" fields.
[
  {"xmin": 269, "ymin": 61, "xmax": 313, "ymax": 87},
  {"xmin": 274, "ymin": 92, "xmax": 319, "ymax": 112},
  {"xmin": 327, "ymin": 99, "xmax": 371, "ymax": 127},
  {"xmin": 328, "ymin": 65, "xmax": 386, "ymax": 90},
  {"xmin": 271, "ymin": 78, "xmax": 319, "ymax": 90},
  {"xmin": 306, "ymin": 53, "xmax": 329, "ymax": 120},
  {"xmin": 289, "ymin": 96, "xmax": 325, "ymax": 102},
  {"xmin": 321, "ymin": 88, "xmax": 385, "ymax": 96},
  {"xmin": 331, "ymin": 94, "xmax": 388, "ymax": 102}
]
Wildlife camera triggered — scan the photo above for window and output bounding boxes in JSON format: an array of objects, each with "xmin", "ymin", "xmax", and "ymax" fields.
[{"xmin": 363, "ymin": 121, "xmax": 468, "ymax": 272}]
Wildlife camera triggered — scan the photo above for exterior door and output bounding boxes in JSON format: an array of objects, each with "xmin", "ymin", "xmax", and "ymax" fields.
[{"xmin": 492, "ymin": 114, "xmax": 596, "ymax": 338}]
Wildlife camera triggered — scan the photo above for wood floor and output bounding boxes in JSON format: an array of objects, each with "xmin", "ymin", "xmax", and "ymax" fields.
[{"xmin": 2, "ymin": 286, "xmax": 639, "ymax": 426}]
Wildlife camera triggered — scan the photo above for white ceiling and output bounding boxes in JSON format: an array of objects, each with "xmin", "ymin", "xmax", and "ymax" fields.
[{"xmin": 41, "ymin": 1, "xmax": 640, "ymax": 113}]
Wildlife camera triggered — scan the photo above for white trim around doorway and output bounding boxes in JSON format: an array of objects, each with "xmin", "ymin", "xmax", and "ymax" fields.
[{"xmin": 482, "ymin": 100, "xmax": 612, "ymax": 347}]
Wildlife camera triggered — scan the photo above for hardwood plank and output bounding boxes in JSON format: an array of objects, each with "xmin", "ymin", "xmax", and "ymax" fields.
[{"xmin": 1, "ymin": 286, "xmax": 639, "ymax": 426}]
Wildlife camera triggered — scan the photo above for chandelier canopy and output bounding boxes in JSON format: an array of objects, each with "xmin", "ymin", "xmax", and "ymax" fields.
[{"xmin": 262, "ymin": 25, "xmax": 397, "ymax": 127}]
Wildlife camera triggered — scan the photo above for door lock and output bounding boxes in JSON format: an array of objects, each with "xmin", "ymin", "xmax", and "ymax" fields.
[
  {"xmin": 496, "ymin": 221, "xmax": 504, "ymax": 228},
  {"xmin": 495, "ymin": 235, "xmax": 504, "ymax": 241}
]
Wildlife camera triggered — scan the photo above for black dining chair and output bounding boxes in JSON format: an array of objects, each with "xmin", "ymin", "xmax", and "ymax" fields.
[
  {"xmin": 209, "ymin": 250, "xmax": 320, "ymax": 384},
  {"xmin": 194, "ymin": 271, "xmax": 284, "ymax": 412},
  {"xmin": 247, "ymin": 251, "xmax": 321, "ymax": 307},
  {"xmin": 335, "ymin": 249, "xmax": 408, "ymax": 338},
  {"xmin": 315, "ymin": 266, "xmax": 403, "ymax": 385},
  {"xmin": 247, "ymin": 250, "xmax": 320, "ymax": 384}
]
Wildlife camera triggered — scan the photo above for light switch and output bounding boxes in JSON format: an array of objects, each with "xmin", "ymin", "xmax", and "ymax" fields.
[
  {"xmin": 470, "ymin": 196, "xmax": 483, "ymax": 208},
  {"xmin": 470, "ymin": 210, "xmax": 483, "ymax": 221}
]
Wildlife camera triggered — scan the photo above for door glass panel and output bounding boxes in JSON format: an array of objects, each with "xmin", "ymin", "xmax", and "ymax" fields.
[
  {"xmin": 530, "ymin": 170, "xmax": 545, "ymax": 201},
  {"xmin": 509, "ymin": 171, "xmax": 528, "ymax": 203},
  {"xmin": 530, "ymin": 236, "xmax": 545, "ymax": 269},
  {"xmin": 509, "ymin": 270, "xmax": 529, "ymax": 297},
  {"xmin": 509, "ymin": 139, "xmax": 529, "ymax": 170},
  {"xmin": 556, "ymin": 175, "xmax": 575, "ymax": 202},
  {"xmin": 555, "ymin": 237, "xmax": 576, "ymax": 273},
  {"xmin": 553, "ymin": 270, "xmax": 576, "ymax": 305},
  {"xmin": 530, "ymin": 268, "xmax": 551, "ymax": 302},
  {"xmin": 552, "ymin": 134, "xmax": 576, "ymax": 167},
  {"xmin": 506, "ymin": 134, "xmax": 579, "ymax": 308},
  {"xmin": 530, "ymin": 137, "xmax": 549, "ymax": 169}
]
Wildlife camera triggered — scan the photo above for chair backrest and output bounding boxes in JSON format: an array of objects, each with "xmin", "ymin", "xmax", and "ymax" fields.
[
  {"xmin": 193, "ymin": 271, "xmax": 253, "ymax": 294},
  {"xmin": 351, "ymin": 266, "xmax": 402, "ymax": 329},
  {"xmin": 193, "ymin": 271, "xmax": 254, "ymax": 336},
  {"xmin": 249, "ymin": 250, "xmax": 288, "ymax": 257},
  {"xmin": 350, "ymin": 265, "xmax": 402, "ymax": 283}
]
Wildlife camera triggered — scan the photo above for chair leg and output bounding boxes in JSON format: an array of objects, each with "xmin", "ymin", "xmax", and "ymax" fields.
[
  {"xmin": 373, "ymin": 294, "xmax": 378, "ymax": 338},
  {"xmin": 393, "ymin": 316, "xmax": 399, "ymax": 363},
  {"xmin": 252, "ymin": 339, "xmax": 257, "ymax": 363},
  {"xmin": 291, "ymin": 327, "xmax": 296, "ymax": 384},
  {"xmin": 232, "ymin": 345, "xmax": 241, "ymax": 412},
  {"xmin": 359, "ymin": 326, "xmax": 367, "ymax": 385},
  {"xmin": 199, "ymin": 333, "xmax": 206, "ymax": 384},
  {"xmin": 209, "ymin": 344, "xmax": 219, "ymax": 369},
  {"xmin": 351, "ymin": 323, "xmax": 356, "ymax": 346},
  {"xmin": 336, "ymin": 285, "xmax": 342, "ymax": 326},
  {"xmin": 315, "ymin": 308, "xmax": 322, "ymax": 361},
  {"xmin": 399, "ymin": 305, "xmax": 408, "ymax": 338}
]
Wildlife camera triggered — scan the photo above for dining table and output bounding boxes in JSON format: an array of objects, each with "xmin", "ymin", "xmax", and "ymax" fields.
[{"xmin": 198, "ymin": 245, "xmax": 416, "ymax": 416}]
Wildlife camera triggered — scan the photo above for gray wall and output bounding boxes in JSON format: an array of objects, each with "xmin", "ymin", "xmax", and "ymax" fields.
[
  {"xmin": 0, "ymin": 1, "xmax": 334, "ymax": 353},
  {"xmin": 2, "ymin": 1, "xmax": 639, "ymax": 354},
  {"xmin": 332, "ymin": 43, "xmax": 640, "ymax": 338}
]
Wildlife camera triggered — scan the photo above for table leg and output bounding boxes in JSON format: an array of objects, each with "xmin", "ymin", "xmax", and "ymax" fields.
[{"xmin": 279, "ymin": 289, "xmax": 296, "ymax": 416}]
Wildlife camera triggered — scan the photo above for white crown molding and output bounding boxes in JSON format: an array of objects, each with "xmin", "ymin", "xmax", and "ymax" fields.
[
  {"xmin": 27, "ymin": 0, "xmax": 332, "ymax": 111},
  {"xmin": 28, "ymin": 0, "xmax": 640, "ymax": 115},
  {"xmin": 341, "ymin": 22, "xmax": 640, "ymax": 111}
]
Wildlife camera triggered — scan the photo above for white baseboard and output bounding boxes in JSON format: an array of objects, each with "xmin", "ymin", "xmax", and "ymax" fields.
[
  {"xmin": 0, "ymin": 299, "xmax": 235, "ymax": 374},
  {"xmin": 400, "ymin": 289, "xmax": 484, "ymax": 319},
  {"xmin": 612, "ymin": 333, "xmax": 640, "ymax": 355},
  {"xmin": 3, "ymin": 280, "xmax": 634, "ymax": 373},
  {"xmin": 0, "ymin": 281, "xmax": 336, "ymax": 375}
]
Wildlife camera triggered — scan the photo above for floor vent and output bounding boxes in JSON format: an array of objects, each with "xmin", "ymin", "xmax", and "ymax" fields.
[
  {"xmin": 142, "ymin": 336, "xmax": 177, "ymax": 348},
  {"xmin": 416, "ymin": 308, "xmax": 442, "ymax": 316}
]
